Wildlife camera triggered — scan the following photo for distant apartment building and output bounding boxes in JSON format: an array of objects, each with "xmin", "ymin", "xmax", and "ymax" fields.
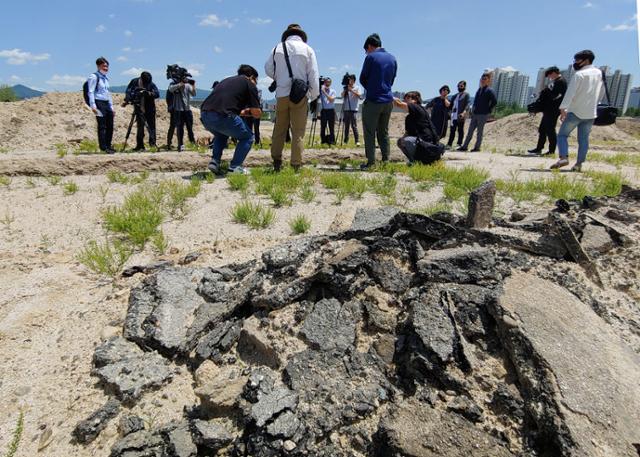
[
  {"xmin": 490, "ymin": 67, "xmax": 530, "ymax": 107},
  {"xmin": 629, "ymin": 87, "xmax": 640, "ymax": 110},
  {"xmin": 560, "ymin": 65, "xmax": 632, "ymax": 113}
]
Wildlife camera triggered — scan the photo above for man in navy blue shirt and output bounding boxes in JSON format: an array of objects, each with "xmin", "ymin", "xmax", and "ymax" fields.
[
  {"xmin": 359, "ymin": 33, "xmax": 397, "ymax": 169},
  {"xmin": 459, "ymin": 72, "xmax": 497, "ymax": 152}
]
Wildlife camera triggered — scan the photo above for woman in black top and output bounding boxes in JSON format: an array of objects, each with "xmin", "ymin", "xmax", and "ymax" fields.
[
  {"xmin": 426, "ymin": 85, "xmax": 451, "ymax": 139},
  {"xmin": 393, "ymin": 91, "xmax": 442, "ymax": 164}
]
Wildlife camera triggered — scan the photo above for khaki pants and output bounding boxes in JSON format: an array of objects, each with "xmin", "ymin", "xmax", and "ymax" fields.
[{"xmin": 271, "ymin": 96, "xmax": 308, "ymax": 167}]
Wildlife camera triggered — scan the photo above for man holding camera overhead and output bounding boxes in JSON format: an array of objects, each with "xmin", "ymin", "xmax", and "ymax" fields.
[
  {"xmin": 265, "ymin": 24, "xmax": 319, "ymax": 171},
  {"xmin": 123, "ymin": 71, "xmax": 159, "ymax": 151},
  {"xmin": 168, "ymin": 66, "xmax": 196, "ymax": 152}
]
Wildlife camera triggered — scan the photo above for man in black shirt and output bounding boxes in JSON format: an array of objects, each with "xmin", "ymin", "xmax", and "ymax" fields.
[
  {"xmin": 123, "ymin": 71, "xmax": 160, "ymax": 151},
  {"xmin": 200, "ymin": 65, "xmax": 262, "ymax": 174},
  {"xmin": 459, "ymin": 72, "xmax": 497, "ymax": 152},
  {"xmin": 393, "ymin": 91, "xmax": 442, "ymax": 164},
  {"xmin": 528, "ymin": 66, "xmax": 567, "ymax": 155}
]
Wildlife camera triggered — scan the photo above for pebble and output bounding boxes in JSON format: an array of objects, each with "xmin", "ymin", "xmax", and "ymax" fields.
[{"xmin": 283, "ymin": 440, "xmax": 297, "ymax": 451}]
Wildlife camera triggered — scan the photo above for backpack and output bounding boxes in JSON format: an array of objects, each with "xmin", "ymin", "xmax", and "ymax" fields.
[
  {"xmin": 82, "ymin": 72, "xmax": 100, "ymax": 106},
  {"xmin": 415, "ymin": 139, "xmax": 445, "ymax": 165}
]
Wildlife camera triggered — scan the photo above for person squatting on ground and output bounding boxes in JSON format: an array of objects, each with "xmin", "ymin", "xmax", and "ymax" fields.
[
  {"xmin": 447, "ymin": 81, "xmax": 469, "ymax": 149},
  {"xmin": 359, "ymin": 33, "xmax": 397, "ymax": 170},
  {"xmin": 551, "ymin": 50, "xmax": 603, "ymax": 172},
  {"xmin": 265, "ymin": 24, "xmax": 320, "ymax": 171},
  {"xmin": 341, "ymin": 74, "xmax": 362, "ymax": 146},
  {"xmin": 87, "ymin": 57, "xmax": 115, "ymax": 154},
  {"xmin": 528, "ymin": 66, "xmax": 567, "ymax": 156},
  {"xmin": 394, "ymin": 91, "xmax": 443, "ymax": 165},
  {"xmin": 123, "ymin": 71, "xmax": 160, "ymax": 151},
  {"xmin": 459, "ymin": 72, "xmax": 497, "ymax": 152},
  {"xmin": 320, "ymin": 77, "xmax": 337, "ymax": 145},
  {"xmin": 168, "ymin": 73, "xmax": 196, "ymax": 152},
  {"xmin": 426, "ymin": 85, "xmax": 451, "ymax": 140},
  {"xmin": 200, "ymin": 65, "xmax": 262, "ymax": 175}
]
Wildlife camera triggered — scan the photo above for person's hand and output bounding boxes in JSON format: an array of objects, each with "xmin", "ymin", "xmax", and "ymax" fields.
[
  {"xmin": 560, "ymin": 109, "xmax": 567, "ymax": 122},
  {"xmin": 121, "ymin": 101, "xmax": 127, "ymax": 107},
  {"xmin": 91, "ymin": 107, "xmax": 98, "ymax": 115},
  {"xmin": 112, "ymin": 109, "xmax": 115, "ymax": 118}
]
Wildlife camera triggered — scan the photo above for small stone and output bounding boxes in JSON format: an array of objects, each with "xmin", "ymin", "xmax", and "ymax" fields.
[
  {"xmin": 283, "ymin": 440, "xmax": 297, "ymax": 451},
  {"xmin": 100, "ymin": 326, "xmax": 120, "ymax": 341},
  {"xmin": 72, "ymin": 398, "xmax": 120, "ymax": 444},
  {"xmin": 466, "ymin": 181, "xmax": 497, "ymax": 228},
  {"xmin": 118, "ymin": 415, "xmax": 145, "ymax": 437}
]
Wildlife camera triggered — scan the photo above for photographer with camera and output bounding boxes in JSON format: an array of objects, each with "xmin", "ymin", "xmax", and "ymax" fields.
[
  {"xmin": 200, "ymin": 64, "xmax": 261, "ymax": 175},
  {"xmin": 320, "ymin": 78, "xmax": 336, "ymax": 145},
  {"xmin": 167, "ymin": 65, "xmax": 197, "ymax": 152},
  {"xmin": 341, "ymin": 74, "xmax": 361, "ymax": 146},
  {"xmin": 122, "ymin": 71, "xmax": 159, "ymax": 151},
  {"xmin": 265, "ymin": 24, "xmax": 319, "ymax": 171},
  {"xmin": 528, "ymin": 66, "xmax": 567, "ymax": 156}
]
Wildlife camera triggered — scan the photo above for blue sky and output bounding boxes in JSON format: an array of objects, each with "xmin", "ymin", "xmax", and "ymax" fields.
[{"xmin": 0, "ymin": 0, "xmax": 638, "ymax": 96}]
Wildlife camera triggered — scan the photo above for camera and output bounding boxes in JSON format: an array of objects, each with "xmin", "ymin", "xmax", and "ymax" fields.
[
  {"xmin": 341, "ymin": 72, "xmax": 354, "ymax": 88},
  {"xmin": 166, "ymin": 64, "xmax": 195, "ymax": 85}
]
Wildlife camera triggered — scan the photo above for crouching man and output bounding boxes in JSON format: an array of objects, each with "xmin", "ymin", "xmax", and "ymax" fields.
[
  {"xmin": 200, "ymin": 65, "xmax": 262, "ymax": 175},
  {"xmin": 394, "ymin": 91, "xmax": 444, "ymax": 165}
]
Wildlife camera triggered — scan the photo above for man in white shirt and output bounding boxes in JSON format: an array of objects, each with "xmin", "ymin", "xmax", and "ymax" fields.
[
  {"xmin": 341, "ymin": 75, "xmax": 362, "ymax": 145},
  {"xmin": 551, "ymin": 50, "xmax": 604, "ymax": 172},
  {"xmin": 265, "ymin": 24, "xmax": 320, "ymax": 171}
]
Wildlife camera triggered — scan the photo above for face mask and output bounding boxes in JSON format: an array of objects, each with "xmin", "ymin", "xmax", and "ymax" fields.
[{"xmin": 572, "ymin": 62, "xmax": 583, "ymax": 71}]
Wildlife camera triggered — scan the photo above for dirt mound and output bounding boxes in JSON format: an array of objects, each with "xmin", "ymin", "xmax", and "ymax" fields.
[
  {"xmin": 0, "ymin": 92, "xmax": 211, "ymax": 151},
  {"xmin": 72, "ymin": 189, "xmax": 640, "ymax": 456}
]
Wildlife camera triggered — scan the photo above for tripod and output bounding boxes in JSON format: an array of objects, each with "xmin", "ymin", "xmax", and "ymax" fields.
[
  {"xmin": 306, "ymin": 98, "xmax": 320, "ymax": 148},
  {"xmin": 122, "ymin": 105, "xmax": 151, "ymax": 152}
]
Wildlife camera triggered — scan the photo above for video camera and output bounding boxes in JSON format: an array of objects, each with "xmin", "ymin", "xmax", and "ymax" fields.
[
  {"xmin": 341, "ymin": 72, "xmax": 355, "ymax": 88},
  {"xmin": 166, "ymin": 64, "xmax": 195, "ymax": 85}
]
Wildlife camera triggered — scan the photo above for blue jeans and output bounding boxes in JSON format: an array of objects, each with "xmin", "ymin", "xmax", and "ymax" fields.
[
  {"xmin": 200, "ymin": 111, "xmax": 254, "ymax": 169},
  {"xmin": 557, "ymin": 112, "xmax": 594, "ymax": 164}
]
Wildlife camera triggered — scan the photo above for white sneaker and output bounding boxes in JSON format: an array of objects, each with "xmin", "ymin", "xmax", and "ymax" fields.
[
  {"xmin": 356, "ymin": 142, "xmax": 361, "ymax": 147},
  {"xmin": 550, "ymin": 159, "xmax": 569, "ymax": 170},
  {"xmin": 229, "ymin": 166, "xmax": 249, "ymax": 175}
]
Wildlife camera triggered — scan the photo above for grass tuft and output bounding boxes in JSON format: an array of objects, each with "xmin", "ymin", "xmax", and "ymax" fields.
[
  {"xmin": 77, "ymin": 239, "xmax": 132, "ymax": 277},
  {"xmin": 0, "ymin": 176, "xmax": 11, "ymax": 187},
  {"xmin": 230, "ymin": 200, "xmax": 275, "ymax": 229},
  {"xmin": 227, "ymin": 173, "xmax": 250, "ymax": 192},
  {"xmin": 62, "ymin": 181, "xmax": 79, "ymax": 195},
  {"xmin": 289, "ymin": 214, "xmax": 311, "ymax": 234},
  {"xmin": 4, "ymin": 410, "xmax": 24, "ymax": 457}
]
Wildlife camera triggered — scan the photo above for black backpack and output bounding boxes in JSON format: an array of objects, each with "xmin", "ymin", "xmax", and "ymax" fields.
[{"xmin": 82, "ymin": 72, "xmax": 100, "ymax": 106}]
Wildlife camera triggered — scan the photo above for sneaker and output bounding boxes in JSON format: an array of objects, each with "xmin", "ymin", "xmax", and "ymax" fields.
[
  {"xmin": 571, "ymin": 163, "xmax": 583, "ymax": 172},
  {"xmin": 178, "ymin": 145, "xmax": 185, "ymax": 152},
  {"xmin": 550, "ymin": 159, "xmax": 569, "ymax": 169},
  {"xmin": 356, "ymin": 142, "xmax": 361, "ymax": 147},
  {"xmin": 133, "ymin": 147, "xmax": 145, "ymax": 152},
  {"xmin": 106, "ymin": 148, "xmax": 116, "ymax": 154},
  {"xmin": 456, "ymin": 146, "xmax": 468, "ymax": 152},
  {"xmin": 541, "ymin": 150, "xmax": 554, "ymax": 156},
  {"xmin": 527, "ymin": 148, "xmax": 542, "ymax": 154},
  {"xmin": 470, "ymin": 148, "xmax": 481, "ymax": 152},
  {"xmin": 207, "ymin": 161, "xmax": 221, "ymax": 174},
  {"xmin": 273, "ymin": 160, "xmax": 282, "ymax": 172},
  {"xmin": 360, "ymin": 162, "xmax": 373, "ymax": 171},
  {"xmin": 229, "ymin": 166, "xmax": 249, "ymax": 175}
]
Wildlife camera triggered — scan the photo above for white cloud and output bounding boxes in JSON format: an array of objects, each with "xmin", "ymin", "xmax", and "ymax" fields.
[
  {"xmin": 0, "ymin": 48, "xmax": 50, "ymax": 65},
  {"xmin": 117, "ymin": 56, "xmax": 128, "ymax": 62},
  {"xmin": 199, "ymin": 14, "xmax": 233, "ymax": 28},
  {"xmin": 187, "ymin": 64, "xmax": 205, "ymax": 77},
  {"xmin": 96, "ymin": 24, "xmax": 107, "ymax": 32},
  {"xmin": 124, "ymin": 30, "xmax": 133, "ymax": 37},
  {"xmin": 122, "ymin": 47, "xmax": 131, "ymax": 52},
  {"xmin": 121, "ymin": 47, "xmax": 145, "ymax": 53},
  {"xmin": 121, "ymin": 67, "xmax": 148, "ymax": 76},
  {"xmin": 10, "ymin": 75, "xmax": 23, "ymax": 82},
  {"xmin": 46, "ymin": 74, "xmax": 86, "ymax": 86},
  {"xmin": 213, "ymin": 46, "xmax": 223, "ymax": 54},
  {"xmin": 603, "ymin": 14, "xmax": 637, "ymax": 31},
  {"xmin": 250, "ymin": 18, "xmax": 272, "ymax": 25},
  {"xmin": 582, "ymin": 2, "xmax": 595, "ymax": 8}
]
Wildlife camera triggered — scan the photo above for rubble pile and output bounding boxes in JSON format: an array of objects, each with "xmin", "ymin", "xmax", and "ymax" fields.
[{"xmin": 74, "ymin": 185, "xmax": 640, "ymax": 457}]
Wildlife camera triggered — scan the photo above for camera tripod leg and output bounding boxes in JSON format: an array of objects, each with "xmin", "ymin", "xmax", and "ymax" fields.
[{"xmin": 122, "ymin": 111, "xmax": 137, "ymax": 152}]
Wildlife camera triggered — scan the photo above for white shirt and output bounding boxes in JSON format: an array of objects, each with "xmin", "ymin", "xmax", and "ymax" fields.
[
  {"xmin": 265, "ymin": 36, "xmax": 320, "ymax": 101},
  {"xmin": 560, "ymin": 65, "xmax": 604, "ymax": 120}
]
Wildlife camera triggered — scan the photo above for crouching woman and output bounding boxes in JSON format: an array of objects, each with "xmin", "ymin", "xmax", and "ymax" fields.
[{"xmin": 393, "ymin": 91, "xmax": 444, "ymax": 165}]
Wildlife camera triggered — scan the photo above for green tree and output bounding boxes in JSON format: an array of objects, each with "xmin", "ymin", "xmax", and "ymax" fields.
[
  {"xmin": 0, "ymin": 85, "xmax": 18, "ymax": 102},
  {"xmin": 493, "ymin": 102, "xmax": 527, "ymax": 119},
  {"xmin": 624, "ymin": 107, "xmax": 640, "ymax": 117}
]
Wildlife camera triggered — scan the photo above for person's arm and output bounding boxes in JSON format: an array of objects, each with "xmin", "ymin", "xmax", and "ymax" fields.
[
  {"xmin": 150, "ymin": 83, "xmax": 160, "ymax": 99},
  {"xmin": 359, "ymin": 56, "xmax": 371, "ymax": 89},
  {"xmin": 391, "ymin": 59, "xmax": 397, "ymax": 86},
  {"xmin": 307, "ymin": 47, "xmax": 320, "ymax": 100},
  {"xmin": 425, "ymin": 98, "xmax": 435, "ymax": 109},
  {"xmin": 168, "ymin": 83, "xmax": 182, "ymax": 93},
  {"xmin": 489, "ymin": 89, "xmax": 497, "ymax": 112},
  {"xmin": 327, "ymin": 89, "xmax": 336, "ymax": 103},
  {"xmin": 188, "ymin": 83, "xmax": 196, "ymax": 96},
  {"xmin": 242, "ymin": 85, "xmax": 262, "ymax": 119},
  {"xmin": 124, "ymin": 79, "xmax": 136, "ymax": 105},
  {"xmin": 351, "ymin": 86, "xmax": 361, "ymax": 98},
  {"xmin": 393, "ymin": 97, "xmax": 409, "ymax": 112},
  {"xmin": 265, "ymin": 46, "xmax": 276, "ymax": 79},
  {"xmin": 559, "ymin": 73, "xmax": 578, "ymax": 120}
]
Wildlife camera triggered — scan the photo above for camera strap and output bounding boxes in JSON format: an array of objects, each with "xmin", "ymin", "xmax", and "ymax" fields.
[
  {"xmin": 281, "ymin": 40, "xmax": 294, "ymax": 80},
  {"xmin": 601, "ymin": 70, "xmax": 611, "ymax": 106}
]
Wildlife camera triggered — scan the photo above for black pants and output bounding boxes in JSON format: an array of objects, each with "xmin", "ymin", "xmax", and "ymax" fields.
[
  {"xmin": 242, "ymin": 117, "xmax": 261, "ymax": 145},
  {"xmin": 536, "ymin": 112, "xmax": 560, "ymax": 153},
  {"xmin": 168, "ymin": 110, "xmax": 195, "ymax": 147},
  {"xmin": 343, "ymin": 110, "xmax": 359, "ymax": 144},
  {"xmin": 135, "ymin": 110, "xmax": 156, "ymax": 148},
  {"xmin": 447, "ymin": 119, "xmax": 465, "ymax": 146},
  {"xmin": 95, "ymin": 100, "xmax": 114, "ymax": 151},
  {"xmin": 320, "ymin": 109, "xmax": 336, "ymax": 144}
]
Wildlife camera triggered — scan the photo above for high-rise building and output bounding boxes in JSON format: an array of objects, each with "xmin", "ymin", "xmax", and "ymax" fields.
[
  {"xmin": 491, "ymin": 67, "xmax": 530, "ymax": 107},
  {"xmin": 560, "ymin": 65, "xmax": 632, "ymax": 113},
  {"xmin": 629, "ymin": 87, "xmax": 640, "ymax": 110}
]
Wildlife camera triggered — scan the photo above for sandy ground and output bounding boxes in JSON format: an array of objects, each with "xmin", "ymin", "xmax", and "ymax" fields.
[{"xmin": 0, "ymin": 95, "xmax": 639, "ymax": 456}]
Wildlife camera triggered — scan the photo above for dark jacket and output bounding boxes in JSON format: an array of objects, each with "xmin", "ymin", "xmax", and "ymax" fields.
[
  {"xmin": 472, "ymin": 86, "xmax": 497, "ymax": 115},
  {"xmin": 125, "ymin": 77, "xmax": 160, "ymax": 113},
  {"xmin": 543, "ymin": 76, "xmax": 567, "ymax": 114},
  {"xmin": 359, "ymin": 48, "xmax": 397, "ymax": 104}
]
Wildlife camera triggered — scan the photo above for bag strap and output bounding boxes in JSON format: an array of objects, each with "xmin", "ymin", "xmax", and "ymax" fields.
[
  {"xmin": 601, "ymin": 70, "xmax": 611, "ymax": 105},
  {"xmin": 272, "ymin": 46, "xmax": 277, "ymax": 79},
  {"xmin": 281, "ymin": 40, "xmax": 294, "ymax": 80},
  {"xmin": 93, "ymin": 72, "xmax": 101, "ymax": 91}
]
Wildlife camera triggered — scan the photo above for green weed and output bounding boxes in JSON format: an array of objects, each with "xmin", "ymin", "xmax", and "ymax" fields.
[
  {"xmin": 299, "ymin": 184, "xmax": 316, "ymax": 203},
  {"xmin": 151, "ymin": 230, "xmax": 169, "ymax": 254},
  {"xmin": 0, "ymin": 176, "xmax": 11, "ymax": 187},
  {"xmin": 26, "ymin": 177, "xmax": 36, "ymax": 188},
  {"xmin": 161, "ymin": 179, "xmax": 201, "ymax": 218},
  {"xmin": 230, "ymin": 200, "xmax": 275, "ymax": 229},
  {"xmin": 103, "ymin": 187, "xmax": 164, "ymax": 247},
  {"xmin": 78, "ymin": 139, "xmax": 100, "ymax": 153},
  {"xmin": 106, "ymin": 170, "xmax": 149, "ymax": 184},
  {"xmin": 415, "ymin": 200, "xmax": 452, "ymax": 216},
  {"xmin": 77, "ymin": 239, "xmax": 132, "ymax": 277},
  {"xmin": 3, "ymin": 410, "xmax": 24, "ymax": 457},
  {"xmin": 289, "ymin": 214, "xmax": 311, "ymax": 234},
  {"xmin": 227, "ymin": 173, "xmax": 250, "ymax": 192},
  {"xmin": 62, "ymin": 181, "xmax": 79, "ymax": 195},
  {"xmin": 46, "ymin": 176, "xmax": 62, "ymax": 186},
  {"xmin": 55, "ymin": 143, "xmax": 68, "ymax": 158}
]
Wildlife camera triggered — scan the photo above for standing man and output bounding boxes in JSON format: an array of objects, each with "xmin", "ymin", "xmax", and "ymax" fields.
[
  {"xmin": 551, "ymin": 50, "xmax": 604, "ymax": 171},
  {"xmin": 447, "ymin": 81, "xmax": 470, "ymax": 149},
  {"xmin": 123, "ymin": 71, "xmax": 159, "ymax": 151},
  {"xmin": 426, "ymin": 85, "xmax": 451, "ymax": 140},
  {"xmin": 320, "ymin": 78, "xmax": 337, "ymax": 145},
  {"xmin": 359, "ymin": 33, "xmax": 397, "ymax": 169},
  {"xmin": 200, "ymin": 65, "xmax": 261, "ymax": 175},
  {"xmin": 458, "ymin": 72, "xmax": 497, "ymax": 152},
  {"xmin": 87, "ymin": 57, "xmax": 115, "ymax": 154},
  {"xmin": 265, "ymin": 24, "xmax": 320, "ymax": 171},
  {"xmin": 168, "ymin": 76, "xmax": 196, "ymax": 152},
  {"xmin": 341, "ymin": 75, "xmax": 361, "ymax": 146},
  {"xmin": 528, "ymin": 66, "xmax": 567, "ymax": 156}
]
